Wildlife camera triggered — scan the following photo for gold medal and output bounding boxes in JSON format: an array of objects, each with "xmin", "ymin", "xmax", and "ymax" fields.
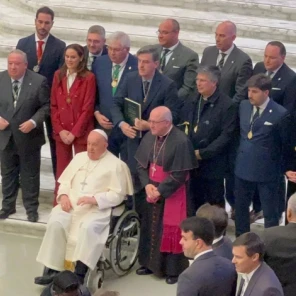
[
  {"xmin": 194, "ymin": 125, "xmax": 198, "ymax": 133},
  {"xmin": 111, "ymin": 80, "xmax": 118, "ymax": 88},
  {"xmin": 66, "ymin": 97, "xmax": 71, "ymax": 104},
  {"xmin": 247, "ymin": 131, "xmax": 253, "ymax": 139}
]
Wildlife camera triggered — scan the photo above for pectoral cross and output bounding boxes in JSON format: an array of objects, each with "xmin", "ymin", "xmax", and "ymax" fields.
[
  {"xmin": 80, "ymin": 181, "xmax": 87, "ymax": 190},
  {"xmin": 151, "ymin": 164, "xmax": 157, "ymax": 176}
]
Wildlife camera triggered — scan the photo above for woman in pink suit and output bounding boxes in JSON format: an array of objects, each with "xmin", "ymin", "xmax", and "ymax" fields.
[{"xmin": 51, "ymin": 44, "xmax": 96, "ymax": 206}]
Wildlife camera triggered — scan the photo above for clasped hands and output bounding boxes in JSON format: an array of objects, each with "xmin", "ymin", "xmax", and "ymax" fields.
[
  {"xmin": 59, "ymin": 130, "xmax": 75, "ymax": 145},
  {"xmin": 0, "ymin": 118, "xmax": 34, "ymax": 133},
  {"xmin": 145, "ymin": 184, "xmax": 161, "ymax": 204},
  {"xmin": 59, "ymin": 194, "xmax": 97, "ymax": 212},
  {"xmin": 121, "ymin": 118, "xmax": 150, "ymax": 139},
  {"xmin": 286, "ymin": 171, "xmax": 296, "ymax": 183}
]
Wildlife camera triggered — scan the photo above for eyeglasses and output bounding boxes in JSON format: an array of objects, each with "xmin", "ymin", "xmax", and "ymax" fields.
[
  {"xmin": 107, "ymin": 46, "xmax": 125, "ymax": 53},
  {"xmin": 156, "ymin": 30, "xmax": 175, "ymax": 36},
  {"xmin": 148, "ymin": 120, "xmax": 167, "ymax": 125}
]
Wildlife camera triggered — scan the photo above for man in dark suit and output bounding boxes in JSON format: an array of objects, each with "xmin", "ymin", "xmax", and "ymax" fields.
[
  {"xmin": 93, "ymin": 32, "xmax": 137, "ymax": 158},
  {"xmin": 16, "ymin": 6, "xmax": 66, "ymax": 178},
  {"xmin": 84, "ymin": 25, "xmax": 108, "ymax": 71},
  {"xmin": 234, "ymin": 74, "xmax": 289, "ymax": 236},
  {"xmin": 111, "ymin": 45, "xmax": 181, "ymax": 180},
  {"xmin": 233, "ymin": 232, "xmax": 283, "ymax": 296},
  {"xmin": 200, "ymin": 21, "xmax": 253, "ymax": 216},
  {"xmin": 263, "ymin": 193, "xmax": 296, "ymax": 296},
  {"xmin": 154, "ymin": 19, "xmax": 199, "ymax": 102},
  {"xmin": 177, "ymin": 216, "xmax": 236, "ymax": 296},
  {"xmin": 184, "ymin": 65, "xmax": 238, "ymax": 211},
  {"xmin": 253, "ymin": 41, "xmax": 296, "ymax": 221},
  {"xmin": 196, "ymin": 203, "xmax": 233, "ymax": 261},
  {"xmin": 0, "ymin": 50, "xmax": 49, "ymax": 222}
]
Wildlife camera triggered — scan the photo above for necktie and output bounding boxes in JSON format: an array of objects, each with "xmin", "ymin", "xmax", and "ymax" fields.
[
  {"xmin": 218, "ymin": 53, "xmax": 227, "ymax": 70},
  {"xmin": 92, "ymin": 56, "xmax": 97, "ymax": 65},
  {"xmin": 37, "ymin": 40, "xmax": 45, "ymax": 62},
  {"xmin": 160, "ymin": 49, "xmax": 170, "ymax": 71},
  {"xmin": 143, "ymin": 81, "xmax": 150, "ymax": 98},
  {"xmin": 267, "ymin": 71, "xmax": 273, "ymax": 78},
  {"xmin": 252, "ymin": 106, "xmax": 260, "ymax": 123},
  {"xmin": 112, "ymin": 64, "xmax": 121, "ymax": 95},
  {"xmin": 12, "ymin": 80, "xmax": 20, "ymax": 108},
  {"xmin": 237, "ymin": 278, "xmax": 245, "ymax": 296}
]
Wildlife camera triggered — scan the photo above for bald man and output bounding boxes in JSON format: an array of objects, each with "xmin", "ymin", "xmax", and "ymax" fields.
[
  {"xmin": 154, "ymin": 19, "xmax": 199, "ymax": 102},
  {"xmin": 135, "ymin": 106, "xmax": 198, "ymax": 284},
  {"xmin": 200, "ymin": 21, "xmax": 252, "ymax": 215},
  {"xmin": 263, "ymin": 193, "xmax": 296, "ymax": 296},
  {"xmin": 35, "ymin": 130, "xmax": 133, "ymax": 286}
]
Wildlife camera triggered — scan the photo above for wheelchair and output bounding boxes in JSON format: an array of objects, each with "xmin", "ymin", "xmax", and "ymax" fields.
[{"xmin": 85, "ymin": 198, "xmax": 141, "ymax": 294}]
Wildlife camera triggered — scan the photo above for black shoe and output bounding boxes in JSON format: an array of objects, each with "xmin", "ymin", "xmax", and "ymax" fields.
[
  {"xmin": 74, "ymin": 261, "xmax": 88, "ymax": 285},
  {"xmin": 34, "ymin": 269, "xmax": 59, "ymax": 286},
  {"xmin": 136, "ymin": 267, "xmax": 153, "ymax": 275},
  {"xmin": 28, "ymin": 212, "xmax": 39, "ymax": 223},
  {"xmin": 0, "ymin": 209, "xmax": 16, "ymax": 219},
  {"xmin": 166, "ymin": 276, "xmax": 178, "ymax": 285}
]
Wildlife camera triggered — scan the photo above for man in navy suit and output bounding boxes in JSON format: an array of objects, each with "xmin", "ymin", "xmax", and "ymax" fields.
[
  {"xmin": 196, "ymin": 203, "xmax": 233, "ymax": 260},
  {"xmin": 177, "ymin": 216, "xmax": 236, "ymax": 296},
  {"xmin": 111, "ymin": 45, "xmax": 181, "ymax": 182},
  {"xmin": 16, "ymin": 6, "xmax": 66, "ymax": 177},
  {"xmin": 233, "ymin": 232, "xmax": 283, "ymax": 296},
  {"xmin": 92, "ymin": 31, "xmax": 138, "ymax": 158},
  {"xmin": 84, "ymin": 25, "xmax": 108, "ymax": 71},
  {"xmin": 234, "ymin": 73, "xmax": 289, "ymax": 236}
]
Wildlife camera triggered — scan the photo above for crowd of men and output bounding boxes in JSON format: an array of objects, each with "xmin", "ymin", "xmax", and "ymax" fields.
[{"xmin": 0, "ymin": 4, "xmax": 296, "ymax": 296}]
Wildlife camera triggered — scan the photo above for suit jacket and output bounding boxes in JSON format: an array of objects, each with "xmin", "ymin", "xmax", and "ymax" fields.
[
  {"xmin": 236, "ymin": 262, "xmax": 283, "ymax": 296},
  {"xmin": 177, "ymin": 251, "xmax": 237, "ymax": 296},
  {"xmin": 185, "ymin": 88, "xmax": 238, "ymax": 179},
  {"xmin": 16, "ymin": 34, "xmax": 66, "ymax": 89},
  {"xmin": 235, "ymin": 99, "xmax": 289, "ymax": 182},
  {"xmin": 263, "ymin": 223, "xmax": 296, "ymax": 296},
  {"xmin": 213, "ymin": 236, "xmax": 233, "ymax": 261},
  {"xmin": 111, "ymin": 70, "xmax": 181, "ymax": 172},
  {"xmin": 92, "ymin": 53, "xmax": 138, "ymax": 121},
  {"xmin": 51, "ymin": 70, "xmax": 96, "ymax": 144},
  {"xmin": 0, "ymin": 69, "xmax": 49, "ymax": 151},
  {"xmin": 253, "ymin": 62, "xmax": 296, "ymax": 113},
  {"xmin": 83, "ymin": 45, "xmax": 108, "ymax": 61},
  {"xmin": 155, "ymin": 42, "xmax": 199, "ymax": 101},
  {"xmin": 200, "ymin": 45, "xmax": 253, "ymax": 104}
]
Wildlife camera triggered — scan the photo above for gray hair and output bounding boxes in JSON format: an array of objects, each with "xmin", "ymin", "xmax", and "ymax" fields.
[
  {"xmin": 137, "ymin": 45, "xmax": 160, "ymax": 62},
  {"xmin": 9, "ymin": 49, "xmax": 28, "ymax": 63},
  {"xmin": 107, "ymin": 31, "xmax": 130, "ymax": 48},
  {"xmin": 87, "ymin": 25, "xmax": 106, "ymax": 39},
  {"xmin": 197, "ymin": 65, "xmax": 221, "ymax": 84},
  {"xmin": 288, "ymin": 193, "xmax": 296, "ymax": 215}
]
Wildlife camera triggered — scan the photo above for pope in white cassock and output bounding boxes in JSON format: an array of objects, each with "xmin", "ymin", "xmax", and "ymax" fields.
[{"xmin": 35, "ymin": 129, "xmax": 133, "ymax": 286}]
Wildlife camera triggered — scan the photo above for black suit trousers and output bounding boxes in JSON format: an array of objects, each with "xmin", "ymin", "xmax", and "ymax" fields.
[{"xmin": 1, "ymin": 136, "xmax": 41, "ymax": 214}]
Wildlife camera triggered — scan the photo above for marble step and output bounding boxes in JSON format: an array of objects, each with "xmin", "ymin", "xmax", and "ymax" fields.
[
  {"xmin": 5, "ymin": 0, "xmax": 296, "ymax": 44},
  {"xmin": 1, "ymin": 2, "xmax": 296, "ymax": 67}
]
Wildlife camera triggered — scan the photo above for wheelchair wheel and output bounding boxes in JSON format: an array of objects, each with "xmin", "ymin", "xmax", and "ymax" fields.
[
  {"xmin": 86, "ymin": 260, "xmax": 105, "ymax": 294},
  {"xmin": 109, "ymin": 210, "xmax": 140, "ymax": 276}
]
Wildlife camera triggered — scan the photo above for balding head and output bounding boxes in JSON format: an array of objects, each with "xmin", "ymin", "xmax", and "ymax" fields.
[
  {"xmin": 87, "ymin": 130, "xmax": 108, "ymax": 160},
  {"xmin": 215, "ymin": 21, "xmax": 236, "ymax": 52},
  {"xmin": 149, "ymin": 106, "xmax": 173, "ymax": 136},
  {"xmin": 287, "ymin": 193, "xmax": 296, "ymax": 222}
]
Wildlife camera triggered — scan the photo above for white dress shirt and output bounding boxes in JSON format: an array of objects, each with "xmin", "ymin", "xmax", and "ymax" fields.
[
  {"xmin": 35, "ymin": 33, "xmax": 49, "ymax": 53},
  {"xmin": 212, "ymin": 235, "xmax": 224, "ymax": 245},
  {"xmin": 216, "ymin": 43, "xmax": 235, "ymax": 66},
  {"xmin": 266, "ymin": 64, "xmax": 283, "ymax": 79},
  {"xmin": 251, "ymin": 97, "xmax": 270, "ymax": 119},
  {"xmin": 66, "ymin": 70, "xmax": 77, "ymax": 91},
  {"xmin": 240, "ymin": 264, "xmax": 261, "ymax": 296},
  {"xmin": 189, "ymin": 249, "xmax": 213, "ymax": 265},
  {"xmin": 112, "ymin": 54, "xmax": 129, "ymax": 83},
  {"xmin": 87, "ymin": 50, "xmax": 103, "ymax": 70},
  {"xmin": 162, "ymin": 41, "xmax": 180, "ymax": 66}
]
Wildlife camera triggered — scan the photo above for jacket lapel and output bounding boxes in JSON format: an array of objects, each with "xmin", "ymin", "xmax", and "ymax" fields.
[
  {"xmin": 3, "ymin": 72, "xmax": 14, "ymax": 118},
  {"xmin": 14, "ymin": 71, "xmax": 30, "ymax": 114},
  {"xmin": 221, "ymin": 45, "xmax": 237, "ymax": 74},
  {"xmin": 163, "ymin": 43, "xmax": 182, "ymax": 74},
  {"xmin": 117, "ymin": 54, "xmax": 137, "ymax": 90},
  {"xmin": 39, "ymin": 35, "xmax": 55, "ymax": 71},
  {"xmin": 243, "ymin": 263, "xmax": 264, "ymax": 296}
]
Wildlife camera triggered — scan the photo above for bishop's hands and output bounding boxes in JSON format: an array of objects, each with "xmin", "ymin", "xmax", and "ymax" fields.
[
  {"xmin": 59, "ymin": 194, "xmax": 72, "ymax": 212},
  {"xmin": 145, "ymin": 184, "xmax": 161, "ymax": 203},
  {"xmin": 286, "ymin": 171, "xmax": 296, "ymax": 183},
  {"xmin": 0, "ymin": 117, "xmax": 9, "ymax": 130},
  {"xmin": 59, "ymin": 130, "xmax": 75, "ymax": 145}
]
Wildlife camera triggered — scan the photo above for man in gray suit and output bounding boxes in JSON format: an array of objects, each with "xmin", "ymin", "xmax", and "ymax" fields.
[
  {"xmin": 200, "ymin": 21, "xmax": 253, "ymax": 217},
  {"xmin": 0, "ymin": 49, "xmax": 49, "ymax": 222},
  {"xmin": 196, "ymin": 203, "xmax": 233, "ymax": 260},
  {"xmin": 155, "ymin": 19, "xmax": 199, "ymax": 102},
  {"xmin": 177, "ymin": 216, "xmax": 237, "ymax": 296},
  {"xmin": 233, "ymin": 232, "xmax": 283, "ymax": 296}
]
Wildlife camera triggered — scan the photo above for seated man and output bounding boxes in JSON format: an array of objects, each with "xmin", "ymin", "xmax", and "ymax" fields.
[
  {"xmin": 263, "ymin": 193, "xmax": 296, "ymax": 296},
  {"xmin": 196, "ymin": 203, "xmax": 233, "ymax": 260},
  {"xmin": 177, "ymin": 216, "xmax": 237, "ymax": 296},
  {"xmin": 35, "ymin": 129, "xmax": 133, "ymax": 285}
]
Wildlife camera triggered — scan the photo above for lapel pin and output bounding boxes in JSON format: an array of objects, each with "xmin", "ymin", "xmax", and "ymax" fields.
[
  {"xmin": 129, "ymin": 66, "xmax": 131, "ymax": 70},
  {"xmin": 172, "ymin": 58, "xmax": 175, "ymax": 61},
  {"xmin": 210, "ymin": 104, "xmax": 214, "ymax": 107},
  {"xmin": 231, "ymin": 61, "xmax": 234, "ymax": 63},
  {"xmin": 278, "ymin": 77, "xmax": 281, "ymax": 81},
  {"xmin": 269, "ymin": 109, "xmax": 272, "ymax": 113},
  {"xmin": 29, "ymin": 83, "xmax": 32, "ymax": 85}
]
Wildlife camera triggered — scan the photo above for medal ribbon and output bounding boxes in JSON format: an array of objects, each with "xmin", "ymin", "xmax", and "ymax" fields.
[{"xmin": 112, "ymin": 64, "xmax": 121, "ymax": 95}]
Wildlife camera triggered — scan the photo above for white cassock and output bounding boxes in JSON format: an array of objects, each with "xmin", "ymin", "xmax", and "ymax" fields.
[{"xmin": 36, "ymin": 151, "xmax": 133, "ymax": 271}]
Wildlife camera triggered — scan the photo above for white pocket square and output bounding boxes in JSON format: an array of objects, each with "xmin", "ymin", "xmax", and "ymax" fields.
[
  {"xmin": 173, "ymin": 66, "xmax": 180, "ymax": 68},
  {"xmin": 272, "ymin": 87, "xmax": 281, "ymax": 90},
  {"xmin": 264, "ymin": 121, "xmax": 273, "ymax": 125}
]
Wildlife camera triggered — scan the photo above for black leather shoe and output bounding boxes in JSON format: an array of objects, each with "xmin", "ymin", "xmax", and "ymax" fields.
[
  {"xmin": 166, "ymin": 276, "xmax": 178, "ymax": 285},
  {"xmin": 28, "ymin": 213, "xmax": 39, "ymax": 223},
  {"xmin": 136, "ymin": 267, "xmax": 153, "ymax": 275},
  {"xmin": 34, "ymin": 269, "xmax": 59, "ymax": 286},
  {"xmin": 0, "ymin": 209, "xmax": 16, "ymax": 219}
]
